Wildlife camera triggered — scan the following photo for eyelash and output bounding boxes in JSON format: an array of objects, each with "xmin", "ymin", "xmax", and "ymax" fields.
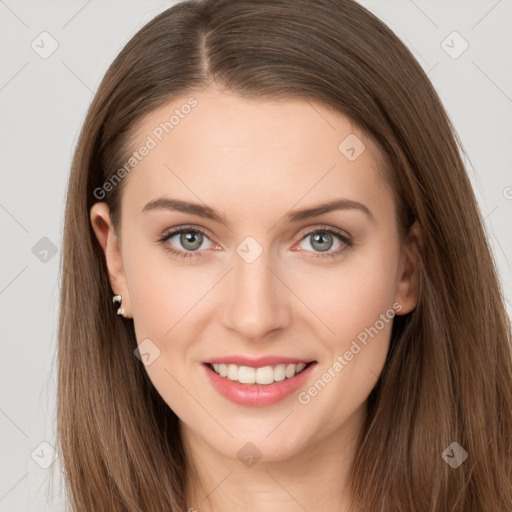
[{"xmin": 157, "ymin": 224, "xmax": 352, "ymax": 261}]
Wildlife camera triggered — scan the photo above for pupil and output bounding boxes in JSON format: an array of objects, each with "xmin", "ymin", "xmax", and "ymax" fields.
[
  {"xmin": 312, "ymin": 232, "xmax": 332, "ymax": 252},
  {"xmin": 181, "ymin": 231, "xmax": 202, "ymax": 250}
]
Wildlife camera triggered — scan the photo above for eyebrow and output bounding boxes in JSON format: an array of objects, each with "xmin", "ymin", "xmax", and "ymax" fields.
[{"xmin": 141, "ymin": 197, "xmax": 375, "ymax": 224}]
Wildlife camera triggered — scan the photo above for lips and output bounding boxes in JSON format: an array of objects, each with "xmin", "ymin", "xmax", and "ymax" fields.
[
  {"xmin": 204, "ymin": 355, "xmax": 315, "ymax": 367},
  {"xmin": 202, "ymin": 357, "xmax": 318, "ymax": 407}
]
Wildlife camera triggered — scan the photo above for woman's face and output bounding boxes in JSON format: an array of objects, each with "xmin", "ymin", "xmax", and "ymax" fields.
[{"xmin": 91, "ymin": 87, "xmax": 419, "ymax": 463}]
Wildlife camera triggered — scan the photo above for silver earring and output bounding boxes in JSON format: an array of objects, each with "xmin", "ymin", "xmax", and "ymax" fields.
[{"xmin": 112, "ymin": 294, "xmax": 125, "ymax": 316}]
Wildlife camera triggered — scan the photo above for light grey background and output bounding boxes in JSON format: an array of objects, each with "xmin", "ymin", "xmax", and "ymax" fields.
[{"xmin": 1, "ymin": 1, "xmax": 511, "ymax": 510}]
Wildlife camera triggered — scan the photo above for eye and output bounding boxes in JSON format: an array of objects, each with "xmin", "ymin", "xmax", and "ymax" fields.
[
  {"xmin": 158, "ymin": 226, "xmax": 217, "ymax": 260},
  {"xmin": 158, "ymin": 224, "xmax": 352, "ymax": 261},
  {"xmin": 294, "ymin": 226, "xmax": 352, "ymax": 260}
]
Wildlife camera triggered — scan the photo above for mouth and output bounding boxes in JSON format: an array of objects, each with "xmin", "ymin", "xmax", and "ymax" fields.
[
  {"xmin": 205, "ymin": 360, "xmax": 316, "ymax": 385},
  {"xmin": 202, "ymin": 359, "xmax": 318, "ymax": 407}
]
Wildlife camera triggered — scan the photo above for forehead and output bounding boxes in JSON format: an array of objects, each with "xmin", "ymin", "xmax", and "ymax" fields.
[{"xmin": 122, "ymin": 89, "xmax": 392, "ymax": 220}]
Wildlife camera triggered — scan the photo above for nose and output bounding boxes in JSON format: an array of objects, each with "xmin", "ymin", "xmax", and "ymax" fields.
[{"xmin": 221, "ymin": 248, "xmax": 291, "ymax": 341}]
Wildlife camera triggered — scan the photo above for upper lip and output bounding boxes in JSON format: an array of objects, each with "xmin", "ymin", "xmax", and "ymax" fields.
[{"xmin": 204, "ymin": 356, "xmax": 316, "ymax": 367}]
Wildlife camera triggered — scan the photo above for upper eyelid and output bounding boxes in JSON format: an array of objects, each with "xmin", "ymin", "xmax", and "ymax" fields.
[
  {"xmin": 299, "ymin": 224, "xmax": 350, "ymax": 239},
  {"xmin": 161, "ymin": 225, "xmax": 216, "ymax": 245}
]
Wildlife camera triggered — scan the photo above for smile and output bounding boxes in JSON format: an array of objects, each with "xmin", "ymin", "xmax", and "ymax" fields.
[
  {"xmin": 209, "ymin": 362, "xmax": 311, "ymax": 385},
  {"xmin": 202, "ymin": 360, "xmax": 317, "ymax": 407}
]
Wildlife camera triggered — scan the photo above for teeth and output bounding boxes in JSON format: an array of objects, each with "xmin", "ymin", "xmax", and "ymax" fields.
[{"xmin": 210, "ymin": 362, "xmax": 309, "ymax": 385}]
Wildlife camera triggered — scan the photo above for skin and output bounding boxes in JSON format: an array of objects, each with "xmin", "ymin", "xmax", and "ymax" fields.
[{"xmin": 90, "ymin": 86, "xmax": 420, "ymax": 512}]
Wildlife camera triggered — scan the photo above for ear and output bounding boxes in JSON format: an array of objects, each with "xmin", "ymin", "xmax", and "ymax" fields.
[
  {"xmin": 393, "ymin": 219, "xmax": 421, "ymax": 315},
  {"xmin": 90, "ymin": 202, "xmax": 132, "ymax": 318}
]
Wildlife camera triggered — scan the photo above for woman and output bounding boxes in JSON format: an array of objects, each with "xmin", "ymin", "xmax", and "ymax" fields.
[{"xmin": 57, "ymin": 0, "xmax": 512, "ymax": 510}]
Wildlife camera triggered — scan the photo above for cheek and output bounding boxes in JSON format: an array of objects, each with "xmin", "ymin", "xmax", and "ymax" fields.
[
  {"xmin": 295, "ymin": 241, "xmax": 400, "ymax": 342},
  {"xmin": 123, "ymin": 232, "xmax": 199, "ymax": 325},
  {"xmin": 292, "ymin": 241, "xmax": 400, "ymax": 419},
  {"xmin": 122, "ymin": 238, "xmax": 182, "ymax": 345},
  {"xmin": 123, "ymin": 247, "xmax": 206, "ymax": 420},
  {"xmin": 123, "ymin": 242, "xmax": 221, "ymax": 386}
]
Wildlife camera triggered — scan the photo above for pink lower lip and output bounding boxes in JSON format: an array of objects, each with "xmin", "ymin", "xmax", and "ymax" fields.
[{"xmin": 202, "ymin": 362, "xmax": 317, "ymax": 407}]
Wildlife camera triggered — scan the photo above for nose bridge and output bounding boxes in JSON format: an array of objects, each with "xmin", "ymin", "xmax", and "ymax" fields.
[{"xmin": 221, "ymin": 238, "xmax": 290, "ymax": 338}]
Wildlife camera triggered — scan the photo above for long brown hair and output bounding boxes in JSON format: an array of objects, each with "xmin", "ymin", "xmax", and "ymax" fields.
[{"xmin": 56, "ymin": 0, "xmax": 512, "ymax": 510}]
